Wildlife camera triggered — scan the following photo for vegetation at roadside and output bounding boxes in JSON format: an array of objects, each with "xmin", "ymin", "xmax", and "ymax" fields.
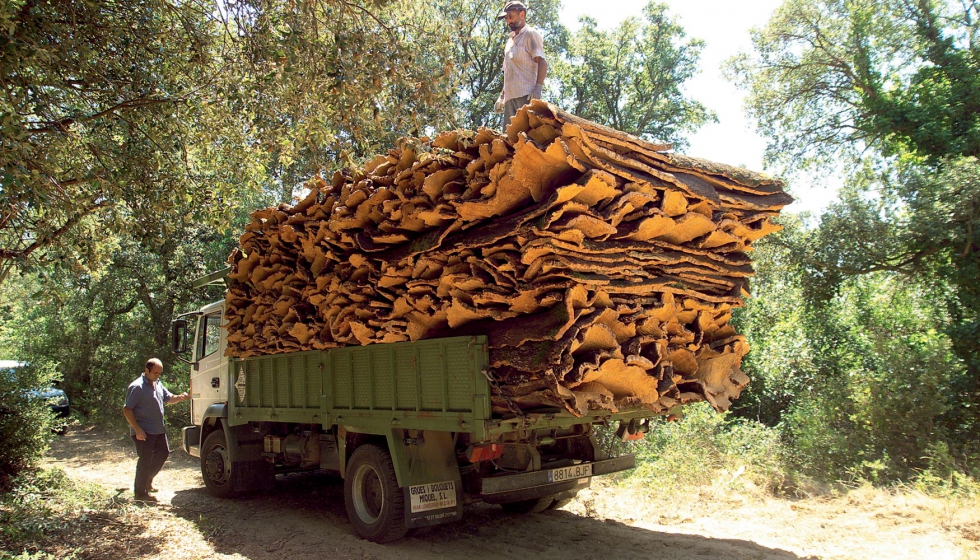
[
  {"xmin": 727, "ymin": 0, "xmax": 980, "ymax": 484},
  {"xmin": 598, "ymin": 403, "xmax": 789, "ymax": 494},
  {"xmin": 0, "ymin": 362, "xmax": 59, "ymax": 491},
  {"xmin": 0, "ymin": 468, "xmax": 121, "ymax": 560}
]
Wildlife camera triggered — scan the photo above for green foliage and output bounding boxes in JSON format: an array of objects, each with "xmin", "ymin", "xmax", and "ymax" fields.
[
  {"xmin": 0, "ymin": 0, "xmax": 461, "ymax": 283},
  {"xmin": 0, "ymin": 0, "xmax": 260, "ymax": 282},
  {"xmin": 744, "ymin": 161, "xmax": 980, "ymax": 473},
  {"xmin": 736, "ymin": 225, "xmax": 970, "ymax": 481},
  {"xmin": 0, "ymin": 362, "xmax": 58, "ymax": 490},
  {"xmin": 552, "ymin": 2, "xmax": 714, "ymax": 148},
  {"xmin": 898, "ymin": 158, "xmax": 980, "ymax": 384},
  {"xmin": 223, "ymin": 0, "xmax": 461, "ymax": 175},
  {"xmin": 911, "ymin": 441, "xmax": 980, "ymax": 497},
  {"xmin": 0, "ymin": 468, "xmax": 111, "ymax": 559},
  {"xmin": 729, "ymin": 0, "xmax": 980, "ymax": 168},
  {"xmin": 730, "ymin": 0, "xmax": 980, "ymax": 485},
  {"xmin": 621, "ymin": 403, "xmax": 789, "ymax": 494}
]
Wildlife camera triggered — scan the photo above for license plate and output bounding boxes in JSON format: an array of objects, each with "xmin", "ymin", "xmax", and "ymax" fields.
[{"xmin": 548, "ymin": 463, "xmax": 593, "ymax": 483}]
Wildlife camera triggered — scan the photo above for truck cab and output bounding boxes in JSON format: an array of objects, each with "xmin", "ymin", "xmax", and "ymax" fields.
[{"xmin": 174, "ymin": 301, "xmax": 227, "ymax": 453}]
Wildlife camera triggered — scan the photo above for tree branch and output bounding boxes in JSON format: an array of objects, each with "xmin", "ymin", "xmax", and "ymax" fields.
[
  {"xmin": 23, "ymin": 98, "xmax": 177, "ymax": 136},
  {"xmin": 0, "ymin": 201, "xmax": 109, "ymax": 262}
]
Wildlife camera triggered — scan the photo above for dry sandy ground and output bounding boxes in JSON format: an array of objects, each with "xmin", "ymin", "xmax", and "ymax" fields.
[{"xmin": 45, "ymin": 427, "xmax": 980, "ymax": 560}]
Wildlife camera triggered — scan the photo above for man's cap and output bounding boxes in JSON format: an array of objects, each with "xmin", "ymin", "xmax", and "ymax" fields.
[{"xmin": 497, "ymin": 1, "xmax": 527, "ymax": 19}]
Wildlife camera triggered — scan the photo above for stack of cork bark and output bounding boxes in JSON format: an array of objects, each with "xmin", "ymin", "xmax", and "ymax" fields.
[{"xmin": 224, "ymin": 101, "xmax": 792, "ymax": 416}]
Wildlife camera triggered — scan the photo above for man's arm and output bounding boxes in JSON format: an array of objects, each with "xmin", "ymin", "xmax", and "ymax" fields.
[
  {"xmin": 528, "ymin": 28, "xmax": 547, "ymax": 99},
  {"xmin": 166, "ymin": 392, "xmax": 190, "ymax": 405},
  {"xmin": 123, "ymin": 406, "xmax": 146, "ymax": 441},
  {"xmin": 535, "ymin": 57, "xmax": 547, "ymax": 85},
  {"xmin": 531, "ymin": 56, "xmax": 548, "ymax": 99}
]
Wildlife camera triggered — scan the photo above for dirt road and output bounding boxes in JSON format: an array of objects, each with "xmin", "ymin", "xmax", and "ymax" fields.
[{"xmin": 46, "ymin": 428, "xmax": 976, "ymax": 560}]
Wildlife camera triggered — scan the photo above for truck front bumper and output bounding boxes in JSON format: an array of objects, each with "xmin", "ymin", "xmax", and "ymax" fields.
[{"xmin": 477, "ymin": 454, "xmax": 635, "ymax": 503}]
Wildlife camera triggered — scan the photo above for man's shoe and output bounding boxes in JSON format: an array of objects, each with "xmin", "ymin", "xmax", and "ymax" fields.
[{"xmin": 134, "ymin": 493, "xmax": 158, "ymax": 503}]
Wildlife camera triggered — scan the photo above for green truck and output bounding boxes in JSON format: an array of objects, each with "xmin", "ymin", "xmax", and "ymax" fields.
[{"xmin": 172, "ymin": 276, "xmax": 659, "ymax": 542}]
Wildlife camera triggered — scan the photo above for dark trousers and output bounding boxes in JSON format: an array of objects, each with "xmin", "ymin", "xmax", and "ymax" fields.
[
  {"xmin": 503, "ymin": 94, "xmax": 532, "ymax": 129},
  {"xmin": 133, "ymin": 433, "xmax": 169, "ymax": 495}
]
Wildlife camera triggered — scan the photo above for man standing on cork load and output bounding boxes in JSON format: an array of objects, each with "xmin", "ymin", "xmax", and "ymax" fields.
[
  {"xmin": 494, "ymin": 1, "xmax": 549, "ymax": 128},
  {"xmin": 123, "ymin": 358, "xmax": 188, "ymax": 502}
]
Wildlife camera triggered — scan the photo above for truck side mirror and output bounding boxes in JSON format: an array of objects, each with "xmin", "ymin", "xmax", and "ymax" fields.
[{"xmin": 172, "ymin": 320, "xmax": 190, "ymax": 355}]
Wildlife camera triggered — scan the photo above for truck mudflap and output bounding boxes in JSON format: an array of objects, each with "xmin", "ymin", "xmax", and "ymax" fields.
[
  {"xmin": 404, "ymin": 480, "xmax": 464, "ymax": 529},
  {"xmin": 478, "ymin": 454, "xmax": 636, "ymax": 503}
]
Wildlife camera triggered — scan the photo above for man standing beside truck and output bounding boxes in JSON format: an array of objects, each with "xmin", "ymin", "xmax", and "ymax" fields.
[
  {"xmin": 123, "ymin": 358, "xmax": 188, "ymax": 502},
  {"xmin": 494, "ymin": 1, "xmax": 548, "ymax": 127}
]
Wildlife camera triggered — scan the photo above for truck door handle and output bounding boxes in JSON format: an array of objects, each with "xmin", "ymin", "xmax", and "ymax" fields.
[{"xmin": 211, "ymin": 377, "xmax": 220, "ymax": 388}]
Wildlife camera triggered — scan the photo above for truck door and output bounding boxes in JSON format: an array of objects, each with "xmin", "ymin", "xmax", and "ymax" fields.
[{"xmin": 190, "ymin": 308, "xmax": 227, "ymax": 425}]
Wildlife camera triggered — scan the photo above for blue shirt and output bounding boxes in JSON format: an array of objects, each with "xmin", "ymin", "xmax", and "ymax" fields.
[{"xmin": 125, "ymin": 374, "xmax": 173, "ymax": 435}]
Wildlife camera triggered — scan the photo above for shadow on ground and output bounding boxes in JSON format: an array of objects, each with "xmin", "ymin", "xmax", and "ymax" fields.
[{"xmin": 168, "ymin": 470, "xmax": 814, "ymax": 560}]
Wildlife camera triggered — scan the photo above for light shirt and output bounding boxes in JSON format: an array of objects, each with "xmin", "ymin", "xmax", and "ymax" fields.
[
  {"xmin": 125, "ymin": 374, "xmax": 173, "ymax": 435},
  {"xmin": 502, "ymin": 25, "xmax": 546, "ymax": 101}
]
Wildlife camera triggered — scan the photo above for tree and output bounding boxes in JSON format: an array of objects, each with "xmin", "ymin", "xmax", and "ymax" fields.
[
  {"xmin": 731, "ymin": 0, "xmax": 980, "ymax": 470},
  {"xmin": 0, "ymin": 208, "xmax": 260, "ymax": 418},
  {"xmin": 728, "ymin": 0, "xmax": 980, "ymax": 168},
  {"xmin": 0, "ymin": 0, "xmax": 252, "ymax": 283},
  {"xmin": 0, "ymin": 0, "xmax": 461, "ymax": 284},
  {"xmin": 224, "ymin": 0, "xmax": 461, "ymax": 180},
  {"xmin": 734, "ymin": 217, "xmax": 967, "ymax": 480},
  {"xmin": 552, "ymin": 2, "xmax": 714, "ymax": 149}
]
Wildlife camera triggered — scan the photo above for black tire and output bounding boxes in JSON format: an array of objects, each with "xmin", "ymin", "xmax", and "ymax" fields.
[
  {"xmin": 201, "ymin": 430, "xmax": 237, "ymax": 498},
  {"xmin": 500, "ymin": 495, "xmax": 555, "ymax": 514},
  {"xmin": 344, "ymin": 444, "xmax": 407, "ymax": 543}
]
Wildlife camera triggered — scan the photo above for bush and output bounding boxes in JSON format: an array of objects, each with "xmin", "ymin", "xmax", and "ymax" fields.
[
  {"xmin": 0, "ymin": 468, "xmax": 112, "ymax": 559},
  {"xmin": 618, "ymin": 402, "xmax": 790, "ymax": 495},
  {"xmin": 0, "ymin": 364, "xmax": 59, "ymax": 491}
]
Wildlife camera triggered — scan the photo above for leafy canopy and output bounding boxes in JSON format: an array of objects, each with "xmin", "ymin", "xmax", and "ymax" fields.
[
  {"xmin": 0, "ymin": 0, "xmax": 459, "ymax": 284},
  {"xmin": 553, "ymin": 2, "xmax": 714, "ymax": 149},
  {"xmin": 729, "ymin": 0, "xmax": 980, "ymax": 169}
]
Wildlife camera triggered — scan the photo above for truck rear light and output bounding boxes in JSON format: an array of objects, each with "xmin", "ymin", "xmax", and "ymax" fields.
[
  {"xmin": 616, "ymin": 418, "xmax": 651, "ymax": 441},
  {"xmin": 466, "ymin": 443, "xmax": 504, "ymax": 463}
]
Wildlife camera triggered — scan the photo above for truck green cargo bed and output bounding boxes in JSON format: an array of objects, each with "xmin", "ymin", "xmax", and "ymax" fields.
[{"xmin": 226, "ymin": 335, "xmax": 655, "ymax": 440}]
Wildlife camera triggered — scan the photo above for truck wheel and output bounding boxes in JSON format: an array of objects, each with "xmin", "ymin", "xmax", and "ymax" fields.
[
  {"xmin": 500, "ymin": 496, "xmax": 555, "ymax": 514},
  {"xmin": 202, "ymin": 430, "xmax": 236, "ymax": 498},
  {"xmin": 344, "ymin": 444, "xmax": 407, "ymax": 543}
]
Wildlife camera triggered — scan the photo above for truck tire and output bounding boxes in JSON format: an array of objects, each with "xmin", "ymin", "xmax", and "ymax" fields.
[
  {"xmin": 344, "ymin": 444, "xmax": 407, "ymax": 543},
  {"xmin": 201, "ymin": 430, "xmax": 237, "ymax": 498},
  {"xmin": 500, "ymin": 496, "xmax": 555, "ymax": 514}
]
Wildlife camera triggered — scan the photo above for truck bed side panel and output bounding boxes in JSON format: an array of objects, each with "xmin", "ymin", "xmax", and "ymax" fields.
[{"xmin": 228, "ymin": 336, "xmax": 492, "ymax": 436}]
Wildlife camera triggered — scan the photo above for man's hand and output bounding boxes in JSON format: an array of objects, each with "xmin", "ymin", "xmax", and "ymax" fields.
[
  {"xmin": 530, "ymin": 83, "xmax": 543, "ymax": 100},
  {"xmin": 171, "ymin": 392, "xmax": 189, "ymax": 403},
  {"xmin": 493, "ymin": 95, "xmax": 504, "ymax": 114},
  {"xmin": 135, "ymin": 427, "xmax": 146, "ymax": 441}
]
